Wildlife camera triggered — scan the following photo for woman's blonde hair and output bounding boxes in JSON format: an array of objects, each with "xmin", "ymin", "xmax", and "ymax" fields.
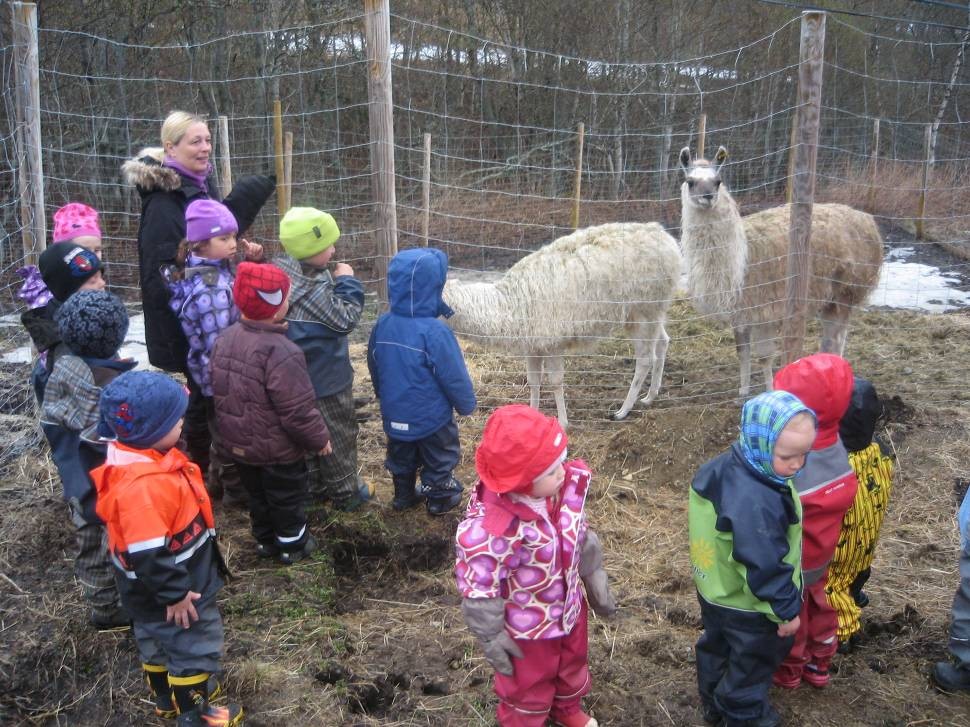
[{"xmin": 161, "ymin": 110, "xmax": 207, "ymax": 149}]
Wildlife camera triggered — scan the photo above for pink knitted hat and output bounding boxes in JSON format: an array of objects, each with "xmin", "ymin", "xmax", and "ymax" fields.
[{"xmin": 53, "ymin": 203, "xmax": 102, "ymax": 243}]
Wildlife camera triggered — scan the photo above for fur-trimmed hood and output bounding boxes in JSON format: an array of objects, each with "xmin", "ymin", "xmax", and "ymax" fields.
[{"xmin": 121, "ymin": 147, "xmax": 183, "ymax": 193}]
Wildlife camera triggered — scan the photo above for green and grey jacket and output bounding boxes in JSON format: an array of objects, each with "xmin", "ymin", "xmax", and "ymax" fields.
[{"xmin": 689, "ymin": 443, "xmax": 803, "ymax": 623}]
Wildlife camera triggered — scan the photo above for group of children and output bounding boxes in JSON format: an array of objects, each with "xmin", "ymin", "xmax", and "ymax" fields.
[{"xmin": 15, "ymin": 199, "xmax": 970, "ymax": 727}]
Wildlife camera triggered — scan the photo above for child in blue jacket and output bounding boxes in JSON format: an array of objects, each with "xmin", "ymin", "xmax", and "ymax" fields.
[{"xmin": 367, "ymin": 248, "xmax": 476, "ymax": 515}]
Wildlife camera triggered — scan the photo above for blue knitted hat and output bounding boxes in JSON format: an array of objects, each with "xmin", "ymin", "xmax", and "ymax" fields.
[
  {"xmin": 97, "ymin": 371, "xmax": 188, "ymax": 448},
  {"xmin": 56, "ymin": 290, "xmax": 129, "ymax": 360}
]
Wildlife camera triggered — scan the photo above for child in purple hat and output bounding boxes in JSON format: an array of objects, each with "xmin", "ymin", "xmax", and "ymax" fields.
[{"xmin": 162, "ymin": 198, "xmax": 262, "ymax": 505}]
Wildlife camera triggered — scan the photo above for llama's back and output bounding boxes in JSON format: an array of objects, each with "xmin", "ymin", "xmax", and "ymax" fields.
[
  {"xmin": 494, "ymin": 222, "xmax": 681, "ymax": 353},
  {"xmin": 740, "ymin": 203, "xmax": 883, "ymax": 325}
]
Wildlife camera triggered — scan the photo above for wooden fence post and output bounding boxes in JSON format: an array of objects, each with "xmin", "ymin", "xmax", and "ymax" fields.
[
  {"xmin": 422, "ymin": 132, "xmax": 431, "ymax": 246},
  {"xmin": 11, "ymin": 2, "xmax": 45, "ymax": 266},
  {"xmin": 571, "ymin": 122, "xmax": 585, "ymax": 229},
  {"xmin": 272, "ymin": 99, "xmax": 285, "ymax": 216},
  {"xmin": 364, "ymin": 0, "xmax": 398, "ymax": 305},
  {"xmin": 782, "ymin": 11, "xmax": 825, "ymax": 366},
  {"xmin": 916, "ymin": 123, "xmax": 932, "ymax": 241},
  {"xmin": 785, "ymin": 110, "xmax": 798, "ymax": 204},
  {"xmin": 697, "ymin": 113, "xmax": 707, "ymax": 159},
  {"xmin": 867, "ymin": 118, "xmax": 879, "ymax": 213},
  {"xmin": 217, "ymin": 115, "xmax": 232, "ymax": 195},
  {"xmin": 284, "ymin": 131, "xmax": 294, "ymax": 211}
]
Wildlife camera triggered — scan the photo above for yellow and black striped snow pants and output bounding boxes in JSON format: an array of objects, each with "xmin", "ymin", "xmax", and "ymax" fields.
[{"xmin": 825, "ymin": 443, "xmax": 894, "ymax": 641}]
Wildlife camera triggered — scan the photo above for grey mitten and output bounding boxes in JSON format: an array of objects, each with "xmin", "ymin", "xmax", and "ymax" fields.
[
  {"xmin": 579, "ymin": 529, "xmax": 618, "ymax": 618},
  {"xmin": 461, "ymin": 597, "xmax": 523, "ymax": 676}
]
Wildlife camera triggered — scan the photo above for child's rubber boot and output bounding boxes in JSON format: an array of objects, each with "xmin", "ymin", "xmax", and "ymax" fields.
[
  {"xmin": 701, "ymin": 700, "xmax": 723, "ymax": 725},
  {"xmin": 424, "ymin": 477, "xmax": 463, "ymax": 515},
  {"xmin": 932, "ymin": 661, "xmax": 970, "ymax": 693},
  {"xmin": 90, "ymin": 605, "xmax": 131, "ymax": 631},
  {"xmin": 279, "ymin": 534, "xmax": 318, "ymax": 565},
  {"xmin": 334, "ymin": 479, "xmax": 375, "ymax": 512},
  {"xmin": 171, "ymin": 672, "xmax": 242, "ymax": 726},
  {"xmin": 552, "ymin": 711, "xmax": 599, "ymax": 727},
  {"xmin": 144, "ymin": 664, "xmax": 177, "ymax": 719},
  {"xmin": 392, "ymin": 472, "xmax": 423, "ymax": 511},
  {"xmin": 802, "ymin": 662, "xmax": 830, "ymax": 688}
]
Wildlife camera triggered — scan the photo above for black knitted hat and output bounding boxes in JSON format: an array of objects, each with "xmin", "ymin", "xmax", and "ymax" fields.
[{"xmin": 55, "ymin": 290, "xmax": 129, "ymax": 360}]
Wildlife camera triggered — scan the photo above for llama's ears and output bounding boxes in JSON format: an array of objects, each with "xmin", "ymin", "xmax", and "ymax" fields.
[
  {"xmin": 713, "ymin": 146, "xmax": 728, "ymax": 172},
  {"xmin": 679, "ymin": 147, "xmax": 692, "ymax": 173}
]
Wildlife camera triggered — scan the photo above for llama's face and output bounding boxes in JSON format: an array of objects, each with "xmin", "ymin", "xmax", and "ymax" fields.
[{"xmin": 679, "ymin": 145, "xmax": 728, "ymax": 210}]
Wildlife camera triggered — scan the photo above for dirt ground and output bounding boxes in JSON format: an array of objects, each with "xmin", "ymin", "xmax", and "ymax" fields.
[{"xmin": 3, "ymin": 301, "xmax": 970, "ymax": 726}]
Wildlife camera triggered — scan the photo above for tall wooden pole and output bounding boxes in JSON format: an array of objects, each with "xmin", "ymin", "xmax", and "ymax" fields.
[
  {"xmin": 697, "ymin": 113, "xmax": 707, "ymax": 159},
  {"xmin": 422, "ymin": 132, "xmax": 431, "ymax": 246},
  {"xmin": 364, "ymin": 0, "xmax": 398, "ymax": 304},
  {"xmin": 284, "ymin": 131, "xmax": 294, "ymax": 212},
  {"xmin": 867, "ymin": 118, "xmax": 879, "ymax": 213},
  {"xmin": 217, "ymin": 115, "xmax": 232, "ymax": 195},
  {"xmin": 785, "ymin": 111, "xmax": 798, "ymax": 204},
  {"xmin": 12, "ymin": 2, "xmax": 45, "ymax": 266},
  {"xmin": 916, "ymin": 123, "xmax": 932, "ymax": 241},
  {"xmin": 272, "ymin": 99, "xmax": 285, "ymax": 216},
  {"xmin": 571, "ymin": 122, "xmax": 585, "ymax": 230},
  {"xmin": 782, "ymin": 11, "xmax": 825, "ymax": 365}
]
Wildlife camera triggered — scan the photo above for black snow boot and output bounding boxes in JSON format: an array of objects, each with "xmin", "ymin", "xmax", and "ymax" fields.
[
  {"xmin": 392, "ymin": 472, "xmax": 423, "ymax": 511},
  {"xmin": 425, "ymin": 476, "xmax": 464, "ymax": 516},
  {"xmin": 171, "ymin": 672, "xmax": 243, "ymax": 726},
  {"xmin": 144, "ymin": 664, "xmax": 177, "ymax": 719}
]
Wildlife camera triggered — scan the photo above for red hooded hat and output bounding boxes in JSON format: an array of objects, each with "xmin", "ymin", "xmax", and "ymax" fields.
[
  {"xmin": 773, "ymin": 353, "xmax": 854, "ymax": 449},
  {"xmin": 475, "ymin": 404, "xmax": 568, "ymax": 494}
]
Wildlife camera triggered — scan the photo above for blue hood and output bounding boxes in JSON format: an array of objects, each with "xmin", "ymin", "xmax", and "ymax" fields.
[{"xmin": 387, "ymin": 248, "xmax": 454, "ymax": 319}]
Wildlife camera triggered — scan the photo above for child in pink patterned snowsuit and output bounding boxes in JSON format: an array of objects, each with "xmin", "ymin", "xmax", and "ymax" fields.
[{"xmin": 455, "ymin": 404, "xmax": 616, "ymax": 727}]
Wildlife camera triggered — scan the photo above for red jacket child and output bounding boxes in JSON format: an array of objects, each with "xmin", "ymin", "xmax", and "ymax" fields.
[{"xmin": 770, "ymin": 353, "xmax": 858, "ymax": 689}]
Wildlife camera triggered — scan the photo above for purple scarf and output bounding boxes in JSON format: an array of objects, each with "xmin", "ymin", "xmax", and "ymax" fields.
[{"xmin": 163, "ymin": 157, "xmax": 211, "ymax": 194}]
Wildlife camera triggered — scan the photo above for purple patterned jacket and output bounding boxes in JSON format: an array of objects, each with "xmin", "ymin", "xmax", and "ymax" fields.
[
  {"xmin": 164, "ymin": 255, "xmax": 238, "ymax": 396},
  {"xmin": 455, "ymin": 460, "xmax": 590, "ymax": 640}
]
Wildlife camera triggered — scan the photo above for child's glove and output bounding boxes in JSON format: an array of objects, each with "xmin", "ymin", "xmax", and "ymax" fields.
[
  {"xmin": 461, "ymin": 597, "xmax": 523, "ymax": 676},
  {"xmin": 579, "ymin": 529, "xmax": 618, "ymax": 618}
]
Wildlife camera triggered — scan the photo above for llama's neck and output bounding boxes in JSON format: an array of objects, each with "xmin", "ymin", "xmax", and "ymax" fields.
[
  {"xmin": 444, "ymin": 280, "xmax": 512, "ymax": 345},
  {"xmin": 679, "ymin": 183, "xmax": 747, "ymax": 318}
]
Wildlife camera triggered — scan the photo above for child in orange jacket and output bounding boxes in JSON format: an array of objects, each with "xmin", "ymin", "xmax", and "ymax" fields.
[{"xmin": 91, "ymin": 371, "xmax": 241, "ymax": 726}]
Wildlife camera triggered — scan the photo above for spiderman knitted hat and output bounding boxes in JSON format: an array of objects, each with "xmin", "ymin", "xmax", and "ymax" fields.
[
  {"xmin": 97, "ymin": 371, "xmax": 188, "ymax": 448},
  {"xmin": 185, "ymin": 199, "xmax": 238, "ymax": 243},
  {"xmin": 279, "ymin": 207, "xmax": 340, "ymax": 260},
  {"xmin": 52, "ymin": 202, "xmax": 101, "ymax": 243},
  {"xmin": 476, "ymin": 404, "xmax": 568, "ymax": 494},
  {"xmin": 233, "ymin": 261, "xmax": 291, "ymax": 320},
  {"xmin": 56, "ymin": 290, "xmax": 129, "ymax": 360},
  {"xmin": 38, "ymin": 242, "xmax": 103, "ymax": 302}
]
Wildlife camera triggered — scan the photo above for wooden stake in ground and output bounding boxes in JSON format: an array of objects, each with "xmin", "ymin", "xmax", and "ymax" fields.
[
  {"xmin": 273, "ymin": 99, "xmax": 285, "ymax": 216},
  {"xmin": 11, "ymin": 2, "xmax": 45, "ymax": 266},
  {"xmin": 697, "ymin": 113, "xmax": 707, "ymax": 160},
  {"xmin": 868, "ymin": 118, "xmax": 879, "ymax": 213},
  {"xmin": 782, "ymin": 11, "xmax": 825, "ymax": 365},
  {"xmin": 218, "ymin": 115, "xmax": 232, "ymax": 195},
  {"xmin": 571, "ymin": 122, "xmax": 585, "ymax": 230},
  {"xmin": 364, "ymin": 0, "xmax": 399, "ymax": 305},
  {"xmin": 422, "ymin": 132, "xmax": 431, "ymax": 246},
  {"xmin": 284, "ymin": 131, "xmax": 294, "ymax": 212},
  {"xmin": 916, "ymin": 123, "xmax": 932, "ymax": 241}
]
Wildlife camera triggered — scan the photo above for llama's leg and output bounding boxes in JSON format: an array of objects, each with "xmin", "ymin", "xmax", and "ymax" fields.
[
  {"xmin": 526, "ymin": 355, "xmax": 542, "ymax": 410},
  {"xmin": 544, "ymin": 355, "xmax": 568, "ymax": 429},
  {"xmin": 734, "ymin": 326, "xmax": 752, "ymax": 399},
  {"xmin": 614, "ymin": 321, "xmax": 651, "ymax": 420},
  {"xmin": 638, "ymin": 323, "xmax": 670, "ymax": 407},
  {"xmin": 820, "ymin": 302, "xmax": 850, "ymax": 355}
]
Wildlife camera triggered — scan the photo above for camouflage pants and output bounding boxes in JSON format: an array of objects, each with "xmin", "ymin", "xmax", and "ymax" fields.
[
  {"xmin": 71, "ymin": 504, "xmax": 121, "ymax": 617},
  {"xmin": 307, "ymin": 386, "xmax": 360, "ymax": 506}
]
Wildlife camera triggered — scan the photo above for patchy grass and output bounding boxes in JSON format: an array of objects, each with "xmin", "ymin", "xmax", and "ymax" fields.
[{"xmin": 3, "ymin": 304, "xmax": 970, "ymax": 725}]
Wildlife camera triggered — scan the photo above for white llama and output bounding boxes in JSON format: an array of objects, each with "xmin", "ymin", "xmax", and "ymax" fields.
[
  {"xmin": 444, "ymin": 222, "xmax": 681, "ymax": 428},
  {"xmin": 678, "ymin": 145, "xmax": 884, "ymax": 396}
]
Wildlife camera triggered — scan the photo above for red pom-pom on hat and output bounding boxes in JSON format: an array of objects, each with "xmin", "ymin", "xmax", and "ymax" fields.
[
  {"xmin": 233, "ymin": 262, "xmax": 291, "ymax": 320},
  {"xmin": 475, "ymin": 404, "xmax": 568, "ymax": 494}
]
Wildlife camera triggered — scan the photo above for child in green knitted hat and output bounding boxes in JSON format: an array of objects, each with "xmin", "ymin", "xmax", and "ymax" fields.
[{"xmin": 273, "ymin": 207, "xmax": 372, "ymax": 511}]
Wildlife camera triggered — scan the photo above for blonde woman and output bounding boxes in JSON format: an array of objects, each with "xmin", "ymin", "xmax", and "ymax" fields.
[{"xmin": 123, "ymin": 111, "xmax": 275, "ymax": 489}]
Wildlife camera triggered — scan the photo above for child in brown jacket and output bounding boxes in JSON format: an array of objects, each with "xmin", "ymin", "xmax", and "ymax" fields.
[{"xmin": 210, "ymin": 262, "xmax": 331, "ymax": 564}]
